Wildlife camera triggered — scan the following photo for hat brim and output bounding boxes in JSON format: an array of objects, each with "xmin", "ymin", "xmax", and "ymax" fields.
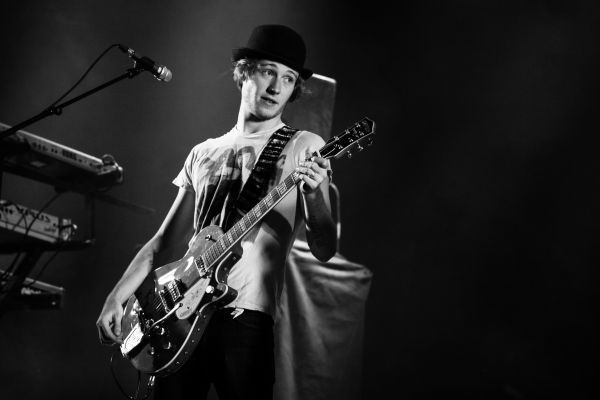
[{"xmin": 232, "ymin": 47, "xmax": 313, "ymax": 80}]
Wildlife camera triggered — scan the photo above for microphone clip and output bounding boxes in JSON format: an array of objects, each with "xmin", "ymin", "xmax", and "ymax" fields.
[{"xmin": 118, "ymin": 44, "xmax": 172, "ymax": 83}]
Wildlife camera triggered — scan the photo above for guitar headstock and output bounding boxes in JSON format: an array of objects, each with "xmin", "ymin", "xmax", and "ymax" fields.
[{"xmin": 320, "ymin": 117, "xmax": 375, "ymax": 160}]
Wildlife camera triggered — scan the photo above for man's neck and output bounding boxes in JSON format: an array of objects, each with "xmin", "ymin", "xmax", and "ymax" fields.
[{"xmin": 236, "ymin": 110, "xmax": 283, "ymax": 135}]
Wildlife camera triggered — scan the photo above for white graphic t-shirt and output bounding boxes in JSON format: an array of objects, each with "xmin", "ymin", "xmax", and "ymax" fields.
[{"xmin": 173, "ymin": 123, "xmax": 328, "ymax": 317}]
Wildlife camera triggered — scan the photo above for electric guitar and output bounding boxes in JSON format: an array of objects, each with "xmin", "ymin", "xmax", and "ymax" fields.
[{"xmin": 119, "ymin": 117, "xmax": 375, "ymax": 376}]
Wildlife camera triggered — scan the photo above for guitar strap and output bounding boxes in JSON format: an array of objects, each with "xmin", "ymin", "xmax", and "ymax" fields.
[{"xmin": 223, "ymin": 125, "xmax": 298, "ymax": 229}]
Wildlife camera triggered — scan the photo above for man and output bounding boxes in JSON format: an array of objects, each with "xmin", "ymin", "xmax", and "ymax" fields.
[{"xmin": 96, "ymin": 24, "xmax": 337, "ymax": 399}]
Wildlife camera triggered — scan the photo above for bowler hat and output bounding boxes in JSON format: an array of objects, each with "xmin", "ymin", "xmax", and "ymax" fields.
[{"xmin": 232, "ymin": 24, "xmax": 312, "ymax": 80}]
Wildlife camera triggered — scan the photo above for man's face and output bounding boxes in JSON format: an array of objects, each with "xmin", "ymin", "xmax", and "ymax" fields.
[{"xmin": 241, "ymin": 60, "xmax": 299, "ymax": 121}]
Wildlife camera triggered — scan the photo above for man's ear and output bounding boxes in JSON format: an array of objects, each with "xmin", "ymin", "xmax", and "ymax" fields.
[{"xmin": 289, "ymin": 85, "xmax": 300, "ymax": 102}]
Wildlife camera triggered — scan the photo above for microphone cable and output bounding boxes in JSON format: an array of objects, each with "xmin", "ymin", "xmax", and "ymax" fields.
[
  {"xmin": 1, "ymin": 43, "xmax": 126, "ymax": 287},
  {"xmin": 46, "ymin": 43, "xmax": 121, "ymax": 111}
]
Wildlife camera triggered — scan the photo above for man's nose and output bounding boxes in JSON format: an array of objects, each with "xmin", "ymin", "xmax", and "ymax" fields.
[{"xmin": 267, "ymin": 78, "xmax": 281, "ymax": 94}]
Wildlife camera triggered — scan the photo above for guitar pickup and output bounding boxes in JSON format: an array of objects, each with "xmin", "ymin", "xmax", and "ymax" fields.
[{"xmin": 159, "ymin": 279, "xmax": 185, "ymax": 311}]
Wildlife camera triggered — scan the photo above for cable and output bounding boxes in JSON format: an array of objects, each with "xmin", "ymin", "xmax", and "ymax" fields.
[
  {"xmin": 2, "ymin": 43, "xmax": 124, "ymax": 287},
  {"xmin": 109, "ymin": 349, "xmax": 155, "ymax": 400},
  {"xmin": 3, "ymin": 43, "xmax": 121, "ymax": 273},
  {"xmin": 22, "ymin": 222, "xmax": 76, "ymax": 288},
  {"xmin": 0, "ymin": 192, "xmax": 63, "ymax": 285},
  {"xmin": 22, "ymin": 245, "xmax": 62, "ymax": 288},
  {"xmin": 47, "ymin": 44, "xmax": 121, "ymax": 109}
]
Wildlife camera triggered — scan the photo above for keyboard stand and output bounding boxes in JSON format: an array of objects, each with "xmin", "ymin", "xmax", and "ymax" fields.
[{"xmin": 0, "ymin": 245, "xmax": 43, "ymax": 316}]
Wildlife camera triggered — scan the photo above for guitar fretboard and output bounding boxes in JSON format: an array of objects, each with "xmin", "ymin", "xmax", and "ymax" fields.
[{"xmin": 201, "ymin": 171, "xmax": 301, "ymax": 267}]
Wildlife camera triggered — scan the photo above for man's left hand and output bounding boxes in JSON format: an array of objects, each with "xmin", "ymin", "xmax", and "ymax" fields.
[{"xmin": 296, "ymin": 156, "xmax": 330, "ymax": 194}]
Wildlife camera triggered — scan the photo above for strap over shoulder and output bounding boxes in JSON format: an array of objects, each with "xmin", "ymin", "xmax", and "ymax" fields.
[{"xmin": 224, "ymin": 125, "xmax": 298, "ymax": 228}]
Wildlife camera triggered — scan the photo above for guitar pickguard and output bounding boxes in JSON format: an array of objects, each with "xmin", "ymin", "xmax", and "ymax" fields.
[{"xmin": 176, "ymin": 278, "xmax": 211, "ymax": 320}]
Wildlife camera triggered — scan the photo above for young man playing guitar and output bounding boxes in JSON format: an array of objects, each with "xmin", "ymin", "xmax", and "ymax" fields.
[{"xmin": 96, "ymin": 24, "xmax": 336, "ymax": 400}]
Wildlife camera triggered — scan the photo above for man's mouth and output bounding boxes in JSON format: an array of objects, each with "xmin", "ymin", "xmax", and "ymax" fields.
[{"xmin": 261, "ymin": 96, "xmax": 278, "ymax": 106}]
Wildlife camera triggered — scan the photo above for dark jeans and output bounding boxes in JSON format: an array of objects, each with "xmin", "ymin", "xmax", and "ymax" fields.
[{"xmin": 154, "ymin": 308, "xmax": 275, "ymax": 400}]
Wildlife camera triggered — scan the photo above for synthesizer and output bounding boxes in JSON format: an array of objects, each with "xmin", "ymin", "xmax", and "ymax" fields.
[
  {"xmin": 0, "ymin": 199, "xmax": 75, "ymax": 243},
  {"xmin": 0, "ymin": 121, "xmax": 123, "ymax": 192}
]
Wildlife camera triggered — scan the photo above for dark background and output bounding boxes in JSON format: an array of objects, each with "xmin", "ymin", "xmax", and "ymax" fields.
[{"xmin": 1, "ymin": 1, "xmax": 598, "ymax": 399}]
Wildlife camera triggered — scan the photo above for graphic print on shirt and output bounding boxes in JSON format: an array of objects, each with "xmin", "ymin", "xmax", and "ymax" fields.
[
  {"xmin": 193, "ymin": 144, "xmax": 285, "ymax": 232},
  {"xmin": 194, "ymin": 146, "xmax": 251, "ymax": 230}
]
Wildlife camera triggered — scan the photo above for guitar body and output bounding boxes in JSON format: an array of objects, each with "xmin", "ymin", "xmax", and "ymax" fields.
[{"xmin": 120, "ymin": 225, "xmax": 240, "ymax": 376}]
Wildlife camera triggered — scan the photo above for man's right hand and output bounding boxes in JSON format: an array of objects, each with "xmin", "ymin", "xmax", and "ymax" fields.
[
  {"xmin": 94, "ymin": 188, "xmax": 195, "ymax": 346},
  {"xmin": 96, "ymin": 296, "xmax": 124, "ymax": 345}
]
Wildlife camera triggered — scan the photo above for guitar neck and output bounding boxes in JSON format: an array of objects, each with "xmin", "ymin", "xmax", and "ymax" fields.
[{"xmin": 202, "ymin": 170, "xmax": 302, "ymax": 266}]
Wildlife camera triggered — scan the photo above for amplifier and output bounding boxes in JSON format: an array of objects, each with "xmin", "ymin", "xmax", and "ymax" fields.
[{"xmin": 0, "ymin": 200, "xmax": 75, "ymax": 243}]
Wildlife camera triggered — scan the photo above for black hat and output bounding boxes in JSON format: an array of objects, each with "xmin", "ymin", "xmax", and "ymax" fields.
[{"xmin": 232, "ymin": 24, "xmax": 312, "ymax": 80}]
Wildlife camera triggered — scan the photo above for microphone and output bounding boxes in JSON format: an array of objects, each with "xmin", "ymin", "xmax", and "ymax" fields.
[{"xmin": 118, "ymin": 44, "xmax": 172, "ymax": 82}]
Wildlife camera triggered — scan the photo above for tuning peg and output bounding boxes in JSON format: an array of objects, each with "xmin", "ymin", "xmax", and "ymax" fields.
[
  {"xmin": 347, "ymin": 152, "xmax": 353, "ymax": 159},
  {"xmin": 357, "ymin": 143, "xmax": 364, "ymax": 152}
]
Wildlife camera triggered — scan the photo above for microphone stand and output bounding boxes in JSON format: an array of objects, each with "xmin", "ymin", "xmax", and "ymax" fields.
[
  {"xmin": 0, "ymin": 67, "xmax": 150, "ymax": 316},
  {"xmin": 0, "ymin": 67, "xmax": 143, "ymax": 140},
  {"xmin": 0, "ymin": 66, "xmax": 144, "ymax": 208}
]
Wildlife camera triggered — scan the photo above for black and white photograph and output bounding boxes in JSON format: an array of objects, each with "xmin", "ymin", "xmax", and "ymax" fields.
[{"xmin": 0, "ymin": 1, "xmax": 598, "ymax": 399}]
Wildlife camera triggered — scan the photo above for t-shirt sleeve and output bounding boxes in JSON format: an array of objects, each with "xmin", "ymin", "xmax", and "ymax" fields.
[{"xmin": 172, "ymin": 145, "xmax": 198, "ymax": 191}]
